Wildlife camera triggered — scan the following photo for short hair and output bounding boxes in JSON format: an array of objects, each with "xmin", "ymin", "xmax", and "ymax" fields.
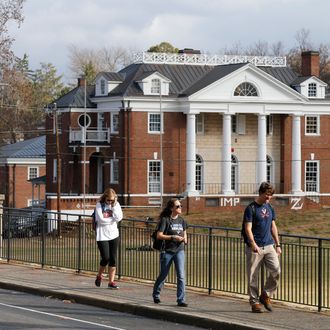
[{"xmin": 258, "ymin": 182, "xmax": 275, "ymax": 195}]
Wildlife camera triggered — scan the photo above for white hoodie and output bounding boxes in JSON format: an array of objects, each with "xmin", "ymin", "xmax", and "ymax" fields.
[{"xmin": 94, "ymin": 201, "xmax": 123, "ymax": 241}]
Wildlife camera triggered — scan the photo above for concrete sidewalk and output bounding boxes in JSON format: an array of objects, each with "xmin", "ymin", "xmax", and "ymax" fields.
[{"xmin": 0, "ymin": 262, "xmax": 329, "ymax": 330}]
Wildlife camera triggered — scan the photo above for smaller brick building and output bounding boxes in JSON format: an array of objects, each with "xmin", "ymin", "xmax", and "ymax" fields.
[{"xmin": 0, "ymin": 136, "xmax": 46, "ymax": 208}]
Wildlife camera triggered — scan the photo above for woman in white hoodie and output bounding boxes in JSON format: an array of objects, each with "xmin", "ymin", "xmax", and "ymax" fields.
[{"xmin": 94, "ymin": 188, "xmax": 123, "ymax": 289}]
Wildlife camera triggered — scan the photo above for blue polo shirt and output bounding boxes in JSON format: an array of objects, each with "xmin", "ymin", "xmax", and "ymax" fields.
[{"xmin": 244, "ymin": 201, "xmax": 276, "ymax": 247}]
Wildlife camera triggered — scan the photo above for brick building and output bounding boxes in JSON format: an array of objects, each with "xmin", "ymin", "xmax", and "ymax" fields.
[
  {"xmin": 0, "ymin": 136, "xmax": 46, "ymax": 208},
  {"xmin": 45, "ymin": 50, "xmax": 330, "ymax": 214}
]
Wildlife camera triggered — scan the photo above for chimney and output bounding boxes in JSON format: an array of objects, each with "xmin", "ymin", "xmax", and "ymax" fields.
[
  {"xmin": 178, "ymin": 48, "xmax": 201, "ymax": 55},
  {"xmin": 301, "ymin": 51, "xmax": 320, "ymax": 77},
  {"xmin": 78, "ymin": 77, "xmax": 86, "ymax": 87}
]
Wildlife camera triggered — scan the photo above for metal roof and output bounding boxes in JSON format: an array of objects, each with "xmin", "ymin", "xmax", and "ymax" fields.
[
  {"xmin": 53, "ymin": 85, "xmax": 96, "ymax": 108},
  {"xmin": 0, "ymin": 136, "xmax": 45, "ymax": 159},
  {"xmin": 107, "ymin": 62, "xmax": 301, "ymax": 97}
]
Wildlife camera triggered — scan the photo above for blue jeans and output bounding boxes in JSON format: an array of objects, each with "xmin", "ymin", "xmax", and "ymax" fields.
[{"xmin": 152, "ymin": 249, "xmax": 185, "ymax": 303}]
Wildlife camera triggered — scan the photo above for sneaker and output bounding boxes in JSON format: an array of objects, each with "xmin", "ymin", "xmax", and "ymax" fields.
[
  {"xmin": 251, "ymin": 303, "xmax": 263, "ymax": 313},
  {"xmin": 259, "ymin": 292, "xmax": 272, "ymax": 311},
  {"xmin": 153, "ymin": 297, "xmax": 161, "ymax": 304},
  {"xmin": 108, "ymin": 282, "xmax": 119, "ymax": 289},
  {"xmin": 177, "ymin": 302, "xmax": 188, "ymax": 307},
  {"xmin": 95, "ymin": 275, "xmax": 102, "ymax": 287}
]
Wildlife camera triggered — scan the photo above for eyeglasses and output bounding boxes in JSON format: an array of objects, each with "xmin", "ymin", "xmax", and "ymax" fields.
[
  {"xmin": 107, "ymin": 199, "xmax": 115, "ymax": 203},
  {"xmin": 175, "ymin": 205, "xmax": 182, "ymax": 209}
]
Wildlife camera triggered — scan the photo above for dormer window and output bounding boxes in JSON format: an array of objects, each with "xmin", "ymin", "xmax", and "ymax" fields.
[
  {"xmin": 234, "ymin": 82, "xmax": 258, "ymax": 96},
  {"xmin": 100, "ymin": 79, "xmax": 106, "ymax": 95},
  {"xmin": 151, "ymin": 79, "xmax": 161, "ymax": 94},
  {"xmin": 308, "ymin": 83, "xmax": 317, "ymax": 97}
]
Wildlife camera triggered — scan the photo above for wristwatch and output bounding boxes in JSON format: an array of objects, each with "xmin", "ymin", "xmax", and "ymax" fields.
[{"xmin": 276, "ymin": 244, "xmax": 281, "ymax": 247}]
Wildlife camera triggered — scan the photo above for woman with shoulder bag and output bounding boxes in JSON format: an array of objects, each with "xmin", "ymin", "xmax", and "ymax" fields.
[{"xmin": 152, "ymin": 198, "xmax": 188, "ymax": 307}]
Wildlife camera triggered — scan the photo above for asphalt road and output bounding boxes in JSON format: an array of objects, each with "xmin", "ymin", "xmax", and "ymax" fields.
[{"xmin": 0, "ymin": 288, "xmax": 204, "ymax": 330}]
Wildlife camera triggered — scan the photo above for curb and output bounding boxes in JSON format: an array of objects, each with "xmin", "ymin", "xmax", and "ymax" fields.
[{"xmin": 0, "ymin": 281, "xmax": 260, "ymax": 330}]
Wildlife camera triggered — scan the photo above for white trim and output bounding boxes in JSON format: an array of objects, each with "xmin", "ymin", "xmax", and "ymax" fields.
[
  {"xmin": 1, "ymin": 158, "xmax": 45, "ymax": 165},
  {"xmin": 305, "ymin": 115, "xmax": 320, "ymax": 136}
]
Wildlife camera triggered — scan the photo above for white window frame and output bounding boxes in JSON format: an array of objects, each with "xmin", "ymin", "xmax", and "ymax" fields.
[
  {"xmin": 196, "ymin": 114, "xmax": 204, "ymax": 134},
  {"xmin": 111, "ymin": 112, "xmax": 119, "ymax": 134},
  {"xmin": 148, "ymin": 113, "xmax": 163, "ymax": 134},
  {"xmin": 305, "ymin": 160, "xmax": 319, "ymax": 193},
  {"xmin": 52, "ymin": 113, "xmax": 62, "ymax": 134},
  {"xmin": 308, "ymin": 83, "xmax": 317, "ymax": 98},
  {"xmin": 232, "ymin": 115, "xmax": 245, "ymax": 135},
  {"xmin": 151, "ymin": 78, "xmax": 161, "ymax": 94},
  {"xmin": 266, "ymin": 155, "xmax": 274, "ymax": 184},
  {"xmin": 28, "ymin": 166, "xmax": 39, "ymax": 180},
  {"xmin": 78, "ymin": 114, "xmax": 91, "ymax": 128},
  {"xmin": 195, "ymin": 154, "xmax": 203, "ymax": 192},
  {"xmin": 305, "ymin": 115, "xmax": 320, "ymax": 135},
  {"xmin": 100, "ymin": 79, "xmax": 106, "ymax": 95},
  {"xmin": 110, "ymin": 159, "xmax": 119, "ymax": 184},
  {"xmin": 148, "ymin": 160, "xmax": 161, "ymax": 194},
  {"xmin": 267, "ymin": 115, "xmax": 273, "ymax": 135},
  {"xmin": 53, "ymin": 159, "xmax": 57, "ymax": 183},
  {"xmin": 231, "ymin": 155, "xmax": 239, "ymax": 193}
]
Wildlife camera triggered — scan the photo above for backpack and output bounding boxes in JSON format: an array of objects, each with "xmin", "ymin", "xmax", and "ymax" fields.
[
  {"xmin": 151, "ymin": 217, "xmax": 170, "ymax": 250},
  {"xmin": 91, "ymin": 202, "xmax": 106, "ymax": 231},
  {"xmin": 241, "ymin": 202, "xmax": 256, "ymax": 246}
]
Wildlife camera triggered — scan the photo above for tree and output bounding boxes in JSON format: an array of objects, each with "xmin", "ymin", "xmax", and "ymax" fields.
[
  {"xmin": 147, "ymin": 42, "xmax": 179, "ymax": 53},
  {"xmin": 68, "ymin": 44, "xmax": 132, "ymax": 84},
  {"xmin": 0, "ymin": 0, "xmax": 25, "ymax": 68}
]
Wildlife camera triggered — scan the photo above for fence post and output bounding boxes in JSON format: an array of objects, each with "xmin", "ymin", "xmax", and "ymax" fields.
[
  {"xmin": 41, "ymin": 211, "xmax": 46, "ymax": 268},
  {"xmin": 318, "ymin": 239, "xmax": 323, "ymax": 312},
  {"xmin": 7, "ymin": 209, "xmax": 11, "ymax": 262},
  {"xmin": 77, "ymin": 215, "xmax": 82, "ymax": 273},
  {"xmin": 117, "ymin": 221, "xmax": 122, "ymax": 279},
  {"xmin": 208, "ymin": 227, "xmax": 213, "ymax": 295}
]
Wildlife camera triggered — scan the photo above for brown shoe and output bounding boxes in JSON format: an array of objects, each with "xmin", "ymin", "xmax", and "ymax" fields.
[
  {"xmin": 259, "ymin": 292, "xmax": 272, "ymax": 311},
  {"xmin": 251, "ymin": 303, "xmax": 263, "ymax": 313}
]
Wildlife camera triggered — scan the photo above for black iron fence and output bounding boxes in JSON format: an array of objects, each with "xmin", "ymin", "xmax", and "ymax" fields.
[{"xmin": 0, "ymin": 207, "xmax": 329, "ymax": 312}]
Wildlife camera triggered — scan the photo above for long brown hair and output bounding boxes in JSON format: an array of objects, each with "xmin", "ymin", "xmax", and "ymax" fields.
[
  {"xmin": 100, "ymin": 188, "xmax": 117, "ymax": 203},
  {"xmin": 159, "ymin": 198, "xmax": 179, "ymax": 219}
]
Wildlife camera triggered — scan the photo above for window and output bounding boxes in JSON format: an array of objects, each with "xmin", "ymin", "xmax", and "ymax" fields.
[
  {"xmin": 305, "ymin": 116, "xmax": 320, "ymax": 135},
  {"xmin": 308, "ymin": 83, "xmax": 317, "ymax": 97},
  {"xmin": 100, "ymin": 79, "xmax": 106, "ymax": 95},
  {"xmin": 148, "ymin": 160, "xmax": 161, "ymax": 193},
  {"xmin": 266, "ymin": 155, "xmax": 273, "ymax": 183},
  {"xmin": 148, "ymin": 113, "xmax": 162, "ymax": 133},
  {"xmin": 196, "ymin": 114, "xmax": 204, "ymax": 134},
  {"xmin": 196, "ymin": 155, "xmax": 203, "ymax": 192},
  {"xmin": 234, "ymin": 82, "xmax": 258, "ymax": 96},
  {"xmin": 305, "ymin": 161, "xmax": 319, "ymax": 192},
  {"xmin": 267, "ymin": 115, "xmax": 273, "ymax": 135},
  {"xmin": 111, "ymin": 113, "xmax": 119, "ymax": 134},
  {"xmin": 110, "ymin": 159, "xmax": 119, "ymax": 183},
  {"xmin": 231, "ymin": 155, "xmax": 238, "ymax": 192},
  {"xmin": 28, "ymin": 166, "xmax": 39, "ymax": 180},
  {"xmin": 53, "ymin": 159, "xmax": 57, "ymax": 183},
  {"xmin": 232, "ymin": 115, "xmax": 237, "ymax": 133},
  {"xmin": 151, "ymin": 78, "xmax": 161, "ymax": 94},
  {"xmin": 232, "ymin": 115, "xmax": 246, "ymax": 134},
  {"xmin": 78, "ymin": 114, "xmax": 91, "ymax": 127}
]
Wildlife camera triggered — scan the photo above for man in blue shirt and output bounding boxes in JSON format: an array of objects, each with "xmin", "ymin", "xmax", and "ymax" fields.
[{"xmin": 243, "ymin": 182, "xmax": 282, "ymax": 313}]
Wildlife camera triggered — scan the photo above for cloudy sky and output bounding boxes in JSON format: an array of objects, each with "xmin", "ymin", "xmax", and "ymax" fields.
[{"xmin": 8, "ymin": 0, "xmax": 330, "ymax": 82}]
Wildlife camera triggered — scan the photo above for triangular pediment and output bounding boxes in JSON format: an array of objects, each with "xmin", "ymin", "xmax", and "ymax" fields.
[{"xmin": 188, "ymin": 64, "xmax": 307, "ymax": 103}]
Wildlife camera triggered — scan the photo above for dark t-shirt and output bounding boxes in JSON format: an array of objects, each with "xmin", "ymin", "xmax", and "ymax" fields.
[
  {"xmin": 158, "ymin": 216, "xmax": 187, "ymax": 253},
  {"xmin": 243, "ymin": 201, "xmax": 276, "ymax": 247}
]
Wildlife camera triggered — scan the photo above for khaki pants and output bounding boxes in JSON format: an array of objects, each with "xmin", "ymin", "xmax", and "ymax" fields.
[{"xmin": 245, "ymin": 244, "xmax": 281, "ymax": 304}]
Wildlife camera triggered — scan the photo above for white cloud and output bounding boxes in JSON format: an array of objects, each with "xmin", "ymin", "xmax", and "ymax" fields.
[{"xmin": 7, "ymin": 0, "xmax": 330, "ymax": 82}]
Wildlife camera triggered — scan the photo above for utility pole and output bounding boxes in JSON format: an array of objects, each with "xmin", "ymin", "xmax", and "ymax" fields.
[{"xmin": 53, "ymin": 102, "xmax": 61, "ymax": 236}]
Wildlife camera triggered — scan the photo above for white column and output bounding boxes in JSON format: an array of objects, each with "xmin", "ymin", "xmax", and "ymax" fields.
[
  {"xmin": 185, "ymin": 113, "xmax": 197, "ymax": 195},
  {"xmin": 222, "ymin": 114, "xmax": 233, "ymax": 195},
  {"xmin": 291, "ymin": 115, "xmax": 302, "ymax": 194},
  {"xmin": 257, "ymin": 114, "xmax": 267, "ymax": 186}
]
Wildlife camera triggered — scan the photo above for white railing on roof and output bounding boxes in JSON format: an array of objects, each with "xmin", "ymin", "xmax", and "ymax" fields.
[{"xmin": 133, "ymin": 52, "xmax": 286, "ymax": 67}]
